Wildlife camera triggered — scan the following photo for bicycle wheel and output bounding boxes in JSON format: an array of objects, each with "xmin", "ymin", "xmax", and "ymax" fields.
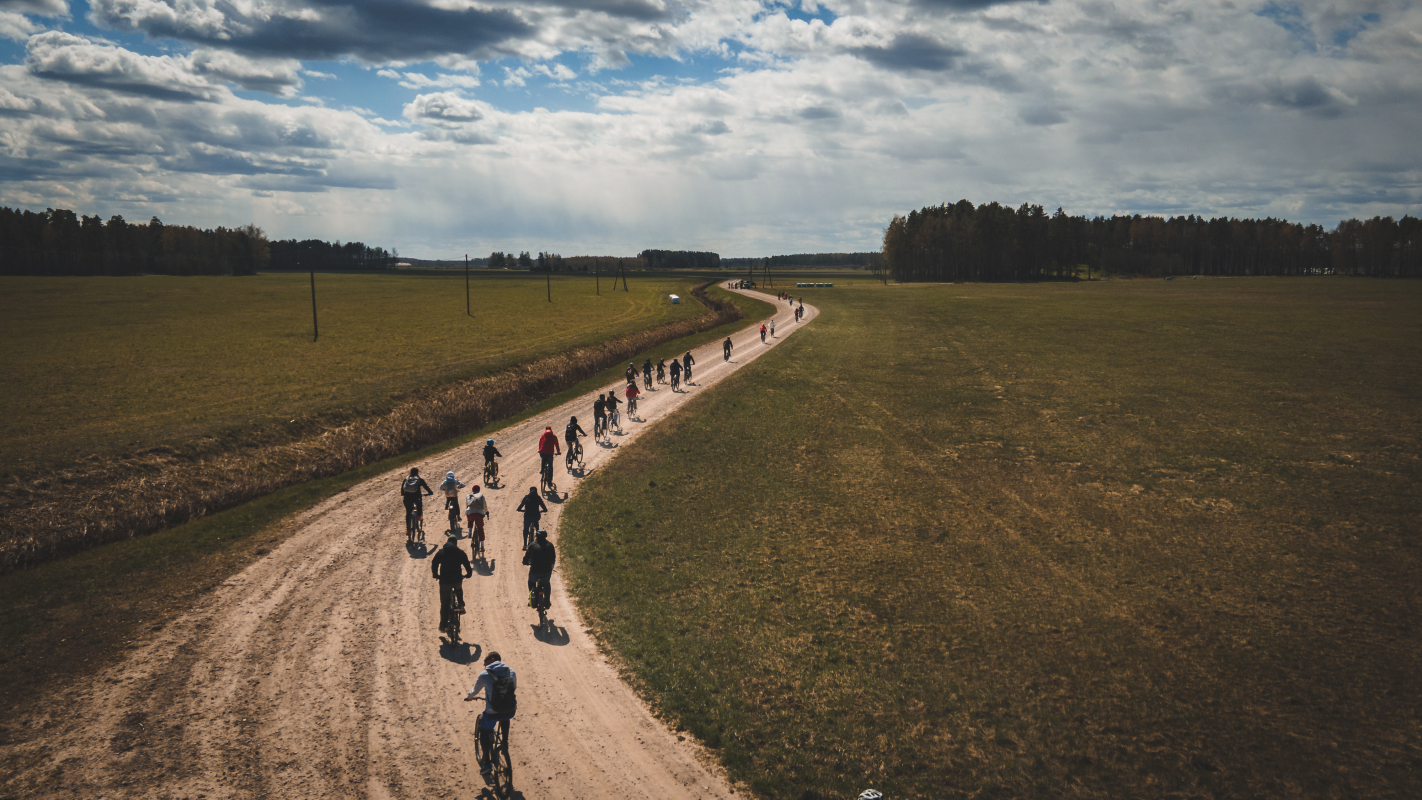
[
  {"xmin": 495, "ymin": 724, "xmax": 513, "ymax": 782},
  {"xmin": 415, "ymin": 515, "xmax": 425, "ymax": 543}
]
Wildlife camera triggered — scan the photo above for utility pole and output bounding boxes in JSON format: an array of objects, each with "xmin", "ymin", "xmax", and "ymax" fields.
[
  {"xmin": 465, "ymin": 253, "xmax": 471, "ymax": 317},
  {"xmin": 595, "ymin": 259, "xmax": 600, "ymax": 295},
  {"xmin": 309, "ymin": 263, "xmax": 318, "ymax": 342},
  {"xmin": 620, "ymin": 261, "xmax": 629, "ymax": 292},
  {"xmin": 546, "ymin": 260, "xmax": 552, "ymax": 302}
]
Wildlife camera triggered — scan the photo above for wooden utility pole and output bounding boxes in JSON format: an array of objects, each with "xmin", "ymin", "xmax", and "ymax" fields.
[
  {"xmin": 465, "ymin": 254, "xmax": 471, "ymax": 317},
  {"xmin": 309, "ymin": 265, "xmax": 319, "ymax": 342},
  {"xmin": 620, "ymin": 261, "xmax": 629, "ymax": 292}
]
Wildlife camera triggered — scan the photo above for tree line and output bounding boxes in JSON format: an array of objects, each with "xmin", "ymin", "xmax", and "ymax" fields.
[
  {"xmin": 882, "ymin": 200, "xmax": 1422, "ymax": 281},
  {"xmin": 638, "ymin": 249, "xmax": 721, "ymax": 270},
  {"xmin": 268, "ymin": 239, "xmax": 396, "ymax": 271},
  {"xmin": 724, "ymin": 252, "xmax": 875, "ymax": 268},
  {"xmin": 0, "ymin": 206, "xmax": 270, "ymax": 276}
]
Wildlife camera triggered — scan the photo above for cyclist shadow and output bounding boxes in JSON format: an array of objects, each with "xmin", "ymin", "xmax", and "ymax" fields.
[
  {"xmin": 532, "ymin": 623, "xmax": 570, "ymax": 645},
  {"xmin": 406, "ymin": 541, "xmax": 433, "ymax": 559},
  {"xmin": 475, "ymin": 783, "xmax": 525, "ymax": 799},
  {"xmin": 473, "ymin": 556, "xmax": 496, "ymax": 576},
  {"xmin": 440, "ymin": 640, "xmax": 480, "ymax": 665},
  {"xmin": 544, "ymin": 492, "xmax": 567, "ymax": 505}
]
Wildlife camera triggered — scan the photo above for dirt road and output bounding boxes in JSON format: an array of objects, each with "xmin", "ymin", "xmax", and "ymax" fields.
[{"xmin": 2, "ymin": 289, "xmax": 817, "ymax": 800}]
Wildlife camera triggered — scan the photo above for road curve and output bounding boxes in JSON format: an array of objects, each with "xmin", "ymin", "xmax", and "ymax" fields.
[{"xmin": 2, "ymin": 288, "xmax": 819, "ymax": 800}]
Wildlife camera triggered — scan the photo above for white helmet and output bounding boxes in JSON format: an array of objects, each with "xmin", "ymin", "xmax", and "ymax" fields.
[{"xmin": 857, "ymin": 792, "xmax": 883, "ymax": 800}]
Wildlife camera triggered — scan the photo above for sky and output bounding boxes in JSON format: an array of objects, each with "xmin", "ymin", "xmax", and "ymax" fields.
[{"xmin": 0, "ymin": 0, "xmax": 1417, "ymax": 258}]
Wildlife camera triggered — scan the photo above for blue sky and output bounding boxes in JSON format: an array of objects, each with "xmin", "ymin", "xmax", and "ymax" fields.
[{"xmin": 0, "ymin": 0, "xmax": 1418, "ymax": 258}]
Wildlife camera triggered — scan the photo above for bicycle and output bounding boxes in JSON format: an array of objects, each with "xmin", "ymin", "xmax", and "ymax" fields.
[
  {"xmin": 532, "ymin": 583, "xmax": 551, "ymax": 631},
  {"xmin": 483, "ymin": 459, "xmax": 498, "ymax": 486},
  {"xmin": 627, "ymin": 396, "xmax": 638, "ymax": 419},
  {"xmin": 565, "ymin": 438, "xmax": 583, "ymax": 471},
  {"xmin": 540, "ymin": 460, "xmax": 557, "ymax": 496},
  {"xmin": 643, "ymin": 371, "xmax": 652, "ymax": 391},
  {"xmin": 670, "ymin": 372, "xmax": 680, "ymax": 391},
  {"xmin": 473, "ymin": 711, "xmax": 513, "ymax": 786},
  {"xmin": 446, "ymin": 499, "xmax": 461, "ymax": 537},
  {"xmin": 441, "ymin": 584, "xmax": 465, "ymax": 642},
  {"xmin": 522, "ymin": 517, "xmax": 538, "ymax": 550},
  {"xmin": 609, "ymin": 409, "xmax": 622, "ymax": 435},
  {"xmin": 406, "ymin": 506, "xmax": 425, "ymax": 544}
]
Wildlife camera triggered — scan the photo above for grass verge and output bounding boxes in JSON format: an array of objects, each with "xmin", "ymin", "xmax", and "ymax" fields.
[
  {"xmin": 0, "ymin": 283, "xmax": 776, "ymax": 713},
  {"xmin": 560, "ymin": 277, "xmax": 1422, "ymax": 800}
]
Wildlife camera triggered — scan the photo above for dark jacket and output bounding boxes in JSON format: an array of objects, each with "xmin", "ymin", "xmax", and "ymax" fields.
[
  {"xmin": 522, "ymin": 539, "xmax": 556, "ymax": 574},
  {"xmin": 483, "ymin": 443, "xmax": 502, "ymax": 461},
  {"xmin": 431, "ymin": 543, "xmax": 472, "ymax": 583},
  {"xmin": 517, "ymin": 492, "xmax": 548, "ymax": 518}
]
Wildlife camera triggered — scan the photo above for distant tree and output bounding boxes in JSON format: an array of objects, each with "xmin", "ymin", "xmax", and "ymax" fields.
[{"xmin": 518, "ymin": 251, "xmax": 533, "ymax": 267}]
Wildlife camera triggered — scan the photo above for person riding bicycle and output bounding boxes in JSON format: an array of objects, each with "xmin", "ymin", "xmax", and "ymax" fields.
[
  {"xmin": 604, "ymin": 390, "xmax": 621, "ymax": 430},
  {"xmin": 463, "ymin": 651, "xmax": 517, "ymax": 776},
  {"xmin": 431, "ymin": 533, "xmax": 472, "ymax": 634},
  {"xmin": 439, "ymin": 471, "xmax": 465, "ymax": 522},
  {"xmin": 760, "ymin": 323, "xmax": 767, "ymax": 342},
  {"xmin": 625, "ymin": 381, "xmax": 640, "ymax": 417},
  {"xmin": 642, "ymin": 358, "xmax": 653, "ymax": 388},
  {"xmin": 536, "ymin": 425, "xmax": 561, "ymax": 482},
  {"xmin": 400, "ymin": 467, "xmax": 434, "ymax": 531},
  {"xmin": 516, "ymin": 487, "xmax": 547, "ymax": 549},
  {"xmin": 522, "ymin": 528, "xmax": 556, "ymax": 612},
  {"xmin": 668, "ymin": 357, "xmax": 682, "ymax": 388},
  {"xmin": 723, "ymin": 336, "xmax": 732, "ymax": 360},
  {"xmin": 465, "ymin": 484, "xmax": 489, "ymax": 544},
  {"xmin": 656, "ymin": 358, "xmax": 666, "ymax": 383},
  {"xmin": 624, "ymin": 362, "xmax": 637, "ymax": 385},
  {"xmin": 592, "ymin": 394, "xmax": 607, "ymax": 437},
  {"xmin": 682, "ymin": 351, "xmax": 695, "ymax": 381},
  {"xmin": 770, "ymin": 318, "xmax": 775, "ymax": 336},
  {"xmin": 565, "ymin": 416, "xmax": 587, "ymax": 465},
  {"xmin": 483, "ymin": 438, "xmax": 502, "ymax": 474}
]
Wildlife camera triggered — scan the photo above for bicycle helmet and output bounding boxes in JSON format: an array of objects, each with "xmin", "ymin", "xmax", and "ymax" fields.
[
  {"xmin": 535, "ymin": 529, "xmax": 548, "ymax": 540},
  {"xmin": 487, "ymin": 438, "xmax": 494, "ymax": 445},
  {"xmin": 471, "ymin": 485, "xmax": 480, "ymax": 492},
  {"xmin": 446, "ymin": 471, "xmax": 456, "ymax": 480},
  {"xmin": 857, "ymin": 792, "xmax": 883, "ymax": 800}
]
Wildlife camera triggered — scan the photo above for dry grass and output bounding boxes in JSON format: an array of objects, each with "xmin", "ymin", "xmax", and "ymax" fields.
[
  {"xmin": 0, "ymin": 281, "xmax": 740, "ymax": 572},
  {"xmin": 561, "ymin": 278, "xmax": 1422, "ymax": 799}
]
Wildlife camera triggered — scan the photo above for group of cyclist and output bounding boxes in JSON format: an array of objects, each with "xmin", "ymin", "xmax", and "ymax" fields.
[{"xmin": 397, "ymin": 344, "xmax": 736, "ymax": 780}]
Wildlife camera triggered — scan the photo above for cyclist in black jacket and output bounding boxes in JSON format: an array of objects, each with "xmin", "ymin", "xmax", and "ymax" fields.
[
  {"xmin": 516, "ymin": 487, "xmax": 548, "ymax": 549},
  {"xmin": 400, "ymin": 467, "xmax": 434, "ymax": 531},
  {"xmin": 431, "ymin": 535, "xmax": 472, "ymax": 634},
  {"xmin": 522, "ymin": 529, "xmax": 556, "ymax": 611}
]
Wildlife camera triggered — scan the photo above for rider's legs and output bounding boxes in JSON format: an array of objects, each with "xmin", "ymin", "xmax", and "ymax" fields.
[
  {"xmin": 402, "ymin": 494, "xmax": 418, "ymax": 528},
  {"xmin": 539, "ymin": 452, "xmax": 553, "ymax": 480},
  {"xmin": 528, "ymin": 572, "xmax": 552, "ymax": 608},
  {"xmin": 438, "ymin": 582, "xmax": 462, "ymax": 630},
  {"xmin": 478, "ymin": 714, "xmax": 509, "ymax": 772}
]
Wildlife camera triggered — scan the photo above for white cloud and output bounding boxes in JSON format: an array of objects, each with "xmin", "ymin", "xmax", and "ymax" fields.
[{"xmin": 404, "ymin": 91, "xmax": 486, "ymax": 123}]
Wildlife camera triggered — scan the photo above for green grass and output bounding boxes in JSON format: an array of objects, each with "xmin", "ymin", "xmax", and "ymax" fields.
[
  {"xmin": 560, "ymin": 277, "xmax": 1422, "ymax": 799},
  {"xmin": 0, "ymin": 283, "xmax": 777, "ymax": 711},
  {"xmin": 0, "ymin": 272, "xmax": 703, "ymax": 471}
]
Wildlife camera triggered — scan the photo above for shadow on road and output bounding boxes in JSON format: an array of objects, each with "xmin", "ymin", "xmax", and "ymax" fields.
[
  {"xmin": 474, "ymin": 556, "xmax": 496, "ymax": 576},
  {"xmin": 533, "ymin": 624, "xmax": 570, "ymax": 646},
  {"xmin": 440, "ymin": 639, "xmax": 481, "ymax": 665},
  {"xmin": 406, "ymin": 541, "xmax": 432, "ymax": 559}
]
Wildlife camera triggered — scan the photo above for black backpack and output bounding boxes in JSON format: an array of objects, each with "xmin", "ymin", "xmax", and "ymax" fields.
[
  {"xmin": 488, "ymin": 666, "xmax": 517, "ymax": 717},
  {"xmin": 402, "ymin": 475, "xmax": 422, "ymax": 494}
]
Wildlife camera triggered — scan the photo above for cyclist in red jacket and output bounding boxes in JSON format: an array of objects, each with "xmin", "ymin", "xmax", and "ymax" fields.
[{"xmin": 536, "ymin": 426, "xmax": 561, "ymax": 482}]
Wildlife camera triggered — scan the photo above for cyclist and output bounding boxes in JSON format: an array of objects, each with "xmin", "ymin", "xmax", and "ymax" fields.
[
  {"xmin": 770, "ymin": 318, "xmax": 776, "ymax": 337},
  {"xmin": 515, "ymin": 486, "xmax": 547, "ymax": 550},
  {"xmin": 682, "ymin": 351, "xmax": 695, "ymax": 383},
  {"xmin": 483, "ymin": 438, "xmax": 502, "ymax": 480},
  {"xmin": 760, "ymin": 323, "xmax": 767, "ymax": 343},
  {"xmin": 593, "ymin": 394, "xmax": 608, "ymax": 439},
  {"xmin": 669, "ymin": 357, "xmax": 682, "ymax": 390},
  {"xmin": 522, "ymin": 528, "xmax": 556, "ymax": 615},
  {"xmin": 642, "ymin": 358, "xmax": 653, "ymax": 389},
  {"xmin": 439, "ymin": 471, "xmax": 465, "ymax": 532},
  {"xmin": 624, "ymin": 362, "xmax": 637, "ymax": 386},
  {"xmin": 723, "ymin": 336, "xmax": 732, "ymax": 361},
  {"xmin": 536, "ymin": 425, "xmax": 561, "ymax": 485},
  {"xmin": 465, "ymin": 484, "xmax": 489, "ymax": 550},
  {"xmin": 463, "ymin": 651, "xmax": 517, "ymax": 776},
  {"xmin": 625, "ymin": 380, "xmax": 640, "ymax": 419},
  {"xmin": 431, "ymin": 533, "xmax": 472, "ymax": 635},
  {"xmin": 656, "ymin": 358, "xmax": 666, "ymax": 384},
  {"xmin": 400, "ymin": 467, "xmax": 434, "ymax": 536},
  {"xmin": 605, "ymin": 390, "xmax": 621, "ymax": 432},
  {"xmin": 565, "ymin": 415, "xmax": 587, "ymax": 468}
]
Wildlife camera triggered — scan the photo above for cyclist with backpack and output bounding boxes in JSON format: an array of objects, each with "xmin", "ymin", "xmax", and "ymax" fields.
[
  {"xmin": 465, "ymin": 485, "xmax": 489, "ymax": 551},
  {"xmin": 523, "ymin": 528, "xmax": 556, "ymax": 617},
  {"xmin": 464, "ymin": 651, "xmax": 517, "ymax": 776},
  {"xmin": 439, "ymin": 471, "xmax": 465, "ymax": 531},
  {"xmin": 431, "ymin": 533, "xmax": 472, "ymax": 636},
  {"xmin": 642, "ymin": 358, "xmax": 653, "ymax": 389},
  {"xmin": 668, "ymin": 357, "xmax": 682, "ymax": 390},
  {"xmin": 624, "ymin": 362, "xmax": 637, "ymax": 386},
  {"xmin": 515, "ymin": 487, "xmax": 547, "ymax": 550},
  {"xmin": 400, "ymin": 467, "xmax": 434, "ymax": 537}
]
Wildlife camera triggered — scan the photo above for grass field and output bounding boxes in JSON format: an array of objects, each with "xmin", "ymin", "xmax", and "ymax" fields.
[
  {"xmin": 0, "ymin": 272, "xmax": 703, "ymax": 472},
  {"xmin": 560, "ymin": 278, "xmax": 1422, "ymax": 799}
]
